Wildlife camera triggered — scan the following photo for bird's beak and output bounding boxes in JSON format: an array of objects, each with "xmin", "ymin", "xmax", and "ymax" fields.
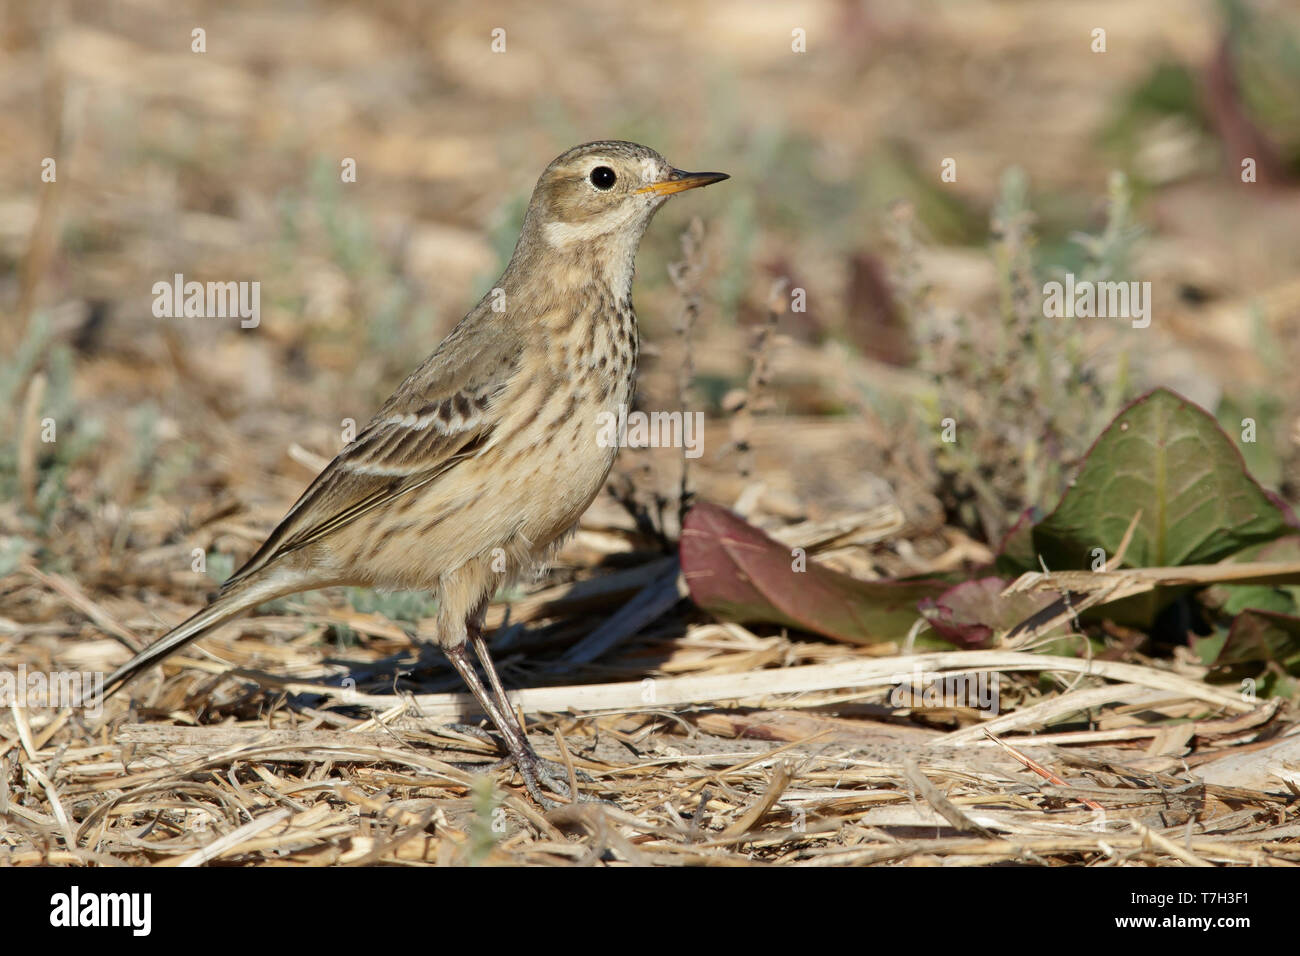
[{"xmin": 636, "ymin": 168, "xmax": 730, "ymax": 196}]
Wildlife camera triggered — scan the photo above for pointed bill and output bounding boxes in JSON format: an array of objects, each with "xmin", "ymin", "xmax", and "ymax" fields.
[{"xmin": 636, "ymin": 168, "xmax": 730, "ymax": 196}]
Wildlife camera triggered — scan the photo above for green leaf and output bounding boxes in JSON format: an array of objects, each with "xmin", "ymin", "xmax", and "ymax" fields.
[
  {"xmin": 1033, "ymin": 388, "xmax": 1293, "ymax": 571},
  {"xmin": 1215, "ymin": 584, "xmax": 1297, "ymax": 617},
  {"xmin": 1216, "ymin": 392, "xmax": 1283, "ymax": 489},
  {"xmin": 1207, "ymin": 535, "xmax": 1300, "ymax": 618}
]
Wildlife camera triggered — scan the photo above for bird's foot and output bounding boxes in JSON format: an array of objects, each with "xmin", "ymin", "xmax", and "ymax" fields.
[
  {"xmin": 490, "ymin": 743, "xmax": 613, "ymax": 808},
  {"xmin": 515, "ymin": 754, "xmax": 571, "ymax": 809},
  {"xmin": 505, "ymin": 749, "xmax": 600, "ymax": 807},
  {"xmin": 447, "ymin": 732, "xmax": 597, "ymax": 807}
]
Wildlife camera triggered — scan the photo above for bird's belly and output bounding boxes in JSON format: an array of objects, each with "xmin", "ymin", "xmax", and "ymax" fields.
[{"xmin": 505, "ymin": 386, "xmax": 625, "ymax": 548}]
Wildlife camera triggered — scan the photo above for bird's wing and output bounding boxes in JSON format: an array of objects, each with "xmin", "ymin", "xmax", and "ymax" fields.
[{"xmin": 222, "ymin": 321, "xmax": 523, "ymax": 590}]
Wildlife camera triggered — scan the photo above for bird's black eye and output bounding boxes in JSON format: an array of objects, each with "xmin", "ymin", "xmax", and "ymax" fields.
[{"xmin": 589, "ymin": 166, "xmax": 616, "ymax": 190}]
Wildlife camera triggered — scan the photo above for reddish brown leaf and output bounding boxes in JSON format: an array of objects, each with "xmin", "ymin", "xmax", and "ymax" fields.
[
  {"xmin": 680, "ymin": 501, "xmax": 953, "ymax": 646},
  {"xmin": 919, "ymin": 577, "xmax": 1058, "ymax": 648}
]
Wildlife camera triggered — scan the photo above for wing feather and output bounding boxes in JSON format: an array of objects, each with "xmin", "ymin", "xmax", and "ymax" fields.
[{"xmin": 222, "ymin": 320, "xmax": 523, "ymax": 590}]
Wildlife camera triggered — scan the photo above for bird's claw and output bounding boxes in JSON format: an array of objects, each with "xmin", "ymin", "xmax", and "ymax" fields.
[{"xmin": 511, "ymin": 750, "xmax": 603, "ymax": 806}]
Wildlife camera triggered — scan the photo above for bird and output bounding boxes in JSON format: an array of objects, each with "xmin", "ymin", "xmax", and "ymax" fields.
[{"xmin": 90, "ymin": 141, "xmax": 728, "ymax": 805}]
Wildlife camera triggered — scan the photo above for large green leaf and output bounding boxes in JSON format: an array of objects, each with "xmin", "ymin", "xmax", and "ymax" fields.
[
  {"xmin": 1206, "ymin": 535, "xmax": 1300, "ymax": 618},
  {"xmin": 1033, "ymin": 388, "xmax": 1294, "ymax": 572}
]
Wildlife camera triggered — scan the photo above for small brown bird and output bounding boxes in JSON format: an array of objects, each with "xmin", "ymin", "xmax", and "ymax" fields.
[{"xmin": 96, "ymin": 141, "xmax": 727, "ymax": 803}]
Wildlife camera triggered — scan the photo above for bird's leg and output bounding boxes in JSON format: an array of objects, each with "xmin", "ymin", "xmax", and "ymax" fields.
[
  {"xmin": 468, "ymin": 609, "xmax": 596, "ymax": 788},
  {"xmin": 468, "ymin": 616, "xmax": 597, "ymax": 792},
  {"xmin": 465, "ymin": 608, "xmax": 519, "ymax": 735},
  {"xmin": 443, "ymin": 641, "xmax": 573, "ymax": 807}
]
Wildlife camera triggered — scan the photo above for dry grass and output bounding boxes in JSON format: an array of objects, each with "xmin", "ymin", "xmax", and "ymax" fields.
[
  {"xmin": 4, "ymin": 517, "xmax": 1299, "ymax": 867},
  {"xmin": 4, "ymin": 0, "xmax": 1300, "ymax": 866}
]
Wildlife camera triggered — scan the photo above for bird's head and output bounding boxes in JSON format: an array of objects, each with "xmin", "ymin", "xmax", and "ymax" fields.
[{"xmin": 521, "ymin": 141, "xmax": 728, "ymax": 258}]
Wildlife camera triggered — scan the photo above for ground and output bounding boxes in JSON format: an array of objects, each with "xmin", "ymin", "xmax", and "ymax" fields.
[{"xmin": 2, "ymin": 0, "xmax": 1299, "ymax": 866}]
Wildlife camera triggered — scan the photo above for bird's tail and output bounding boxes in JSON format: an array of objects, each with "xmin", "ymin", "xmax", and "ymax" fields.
[{"xmin": 82, "ymin": 574, "xmax": 304, "ymax": 708}]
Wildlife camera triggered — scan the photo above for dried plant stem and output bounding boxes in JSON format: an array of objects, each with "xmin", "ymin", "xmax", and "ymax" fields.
[{"xmin": 667, "ymin": 218, "xmax": 706, "ymax": 530}]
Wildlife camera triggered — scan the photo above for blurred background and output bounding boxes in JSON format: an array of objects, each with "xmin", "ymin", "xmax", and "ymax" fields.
[{"xmin": 3, "ymin": 0, "xmax": 1300, "ymax": 615}]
